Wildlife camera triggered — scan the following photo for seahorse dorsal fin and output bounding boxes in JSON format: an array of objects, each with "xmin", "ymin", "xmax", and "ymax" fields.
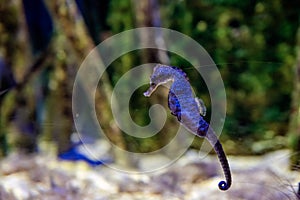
[
  {"xmin": 170, "ymin": 66, "xmax": 189, "ymax": 81},
  {"xmin": 195, "ymin": 97, "xmax": 206, "ymax": 116}
]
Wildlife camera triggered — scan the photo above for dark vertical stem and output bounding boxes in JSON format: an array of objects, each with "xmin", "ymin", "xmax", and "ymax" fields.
[
  {"xmin": 0, "ymin": 101, "xmax": 7, "ymax": 156},
  {"xmin": 289, "ymin": 27, "xmax": 300, "ymax": 169},
  {"xmin": 214, "ymin": 140, "xmax": 232, "ymax": 190}
]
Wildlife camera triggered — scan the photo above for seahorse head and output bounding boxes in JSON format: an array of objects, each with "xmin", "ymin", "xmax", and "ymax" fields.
[
  {"xmin": 144, "ymin": 64, "xmax": 189, "ymax": 97},
  {"xmin": 143, "ymin": 64, "xmax": 174, "ymax": 97}
]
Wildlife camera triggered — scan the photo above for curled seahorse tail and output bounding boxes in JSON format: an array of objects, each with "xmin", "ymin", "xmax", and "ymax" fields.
[
  {"xmin": 214, "ymin": 140, "xmax": 232, "ymax": 191},
  {"xmin": 218, "ymin": 180, "xmax": 229, "ymax": 191}
]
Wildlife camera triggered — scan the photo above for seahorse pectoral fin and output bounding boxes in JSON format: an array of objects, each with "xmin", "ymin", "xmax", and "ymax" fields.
[
  {"xmin": 195, "ymin": 97, "xmax": 206, "ymax": 116},
  {"xmin": 143, "ymin": 83, "xmax": 157, "ymax": 97}
]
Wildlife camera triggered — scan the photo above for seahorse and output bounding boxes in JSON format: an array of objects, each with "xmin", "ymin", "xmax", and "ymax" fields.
[{"xmin": 144, "ymin": 64, "xmax": 232, "ymax": 191}]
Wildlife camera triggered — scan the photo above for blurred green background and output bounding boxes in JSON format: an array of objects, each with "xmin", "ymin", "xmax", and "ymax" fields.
[{"xmin": 0, "ymin": 0, "xmax": 299, "ymax": 167}]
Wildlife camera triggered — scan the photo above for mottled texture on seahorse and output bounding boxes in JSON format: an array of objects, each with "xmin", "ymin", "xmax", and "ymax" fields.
[{"xmin": 144, "ymin": 64, "xmax": 232, "ymax": 191}]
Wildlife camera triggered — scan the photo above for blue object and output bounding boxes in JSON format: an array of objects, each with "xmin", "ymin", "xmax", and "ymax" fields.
[
  {"xmin": 22, "ymin": 0, "xmax": 53, "ymax": 54},
  {"xmin": 0, "ymin": 58, "xmax": 16, "ymax": 99},
  {"xmin": 75, "ymin": 0, "xmax": 110, "ymax": 44},
  {"xmin": 58, "ymin": 143, "xmax": 110, "ymax": 166}
]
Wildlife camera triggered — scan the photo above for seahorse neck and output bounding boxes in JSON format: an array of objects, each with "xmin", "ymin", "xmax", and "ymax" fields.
[{"xmin": 171, "ymin": 76, "xmax": 194, "ymax": 100}]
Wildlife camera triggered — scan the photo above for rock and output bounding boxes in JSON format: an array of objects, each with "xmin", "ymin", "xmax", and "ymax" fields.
[
  {"xmin": 0, "ymin": 150, "xmax": 299, "ymax": 199},
  {"xmin": 137, "ymin": 154, "xmax": 172, "ymax": 172}
]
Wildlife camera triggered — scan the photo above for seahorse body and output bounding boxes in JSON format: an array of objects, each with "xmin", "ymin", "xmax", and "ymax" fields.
[{"xmin": 144, "ymin": 64, "xmax": 232, "ymax": 191}]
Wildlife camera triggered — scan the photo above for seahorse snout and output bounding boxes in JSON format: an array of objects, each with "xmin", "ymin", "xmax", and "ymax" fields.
[{"xmin": 143, "ymin": 83, "xmax": 157, "ymax": 97}]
